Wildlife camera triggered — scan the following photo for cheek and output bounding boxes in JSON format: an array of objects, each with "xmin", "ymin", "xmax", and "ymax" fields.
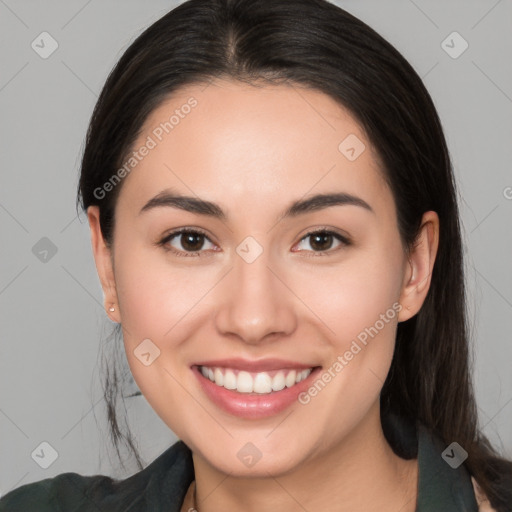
[
  {"xmin": 113, "ymin": 244, "xmax": 203, "ymax": 338},
  {"xmin": 113, "ymin": 249, "xmax": 198, "ymax": 423},
  {"xmin": 295, "ymin": 243, "xmax": 404, "ymax": 345},
  {"xmin": 292, "ymin": 241, "xmax": 404, "ymax": 414},
  {"xmin": 111, "ymin": 245, "xmax": 221, "ymax": 400}
]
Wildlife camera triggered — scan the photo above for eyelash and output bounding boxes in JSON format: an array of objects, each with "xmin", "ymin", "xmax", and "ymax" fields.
[{"xmin": 157, "ymin": 227, "xmax": 351, "ymax": 258}]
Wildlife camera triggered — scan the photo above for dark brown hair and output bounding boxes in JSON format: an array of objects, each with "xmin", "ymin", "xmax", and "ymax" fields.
[{"xmin": 76, "ymin": 0, "xmax": 512, "ymax": 509}]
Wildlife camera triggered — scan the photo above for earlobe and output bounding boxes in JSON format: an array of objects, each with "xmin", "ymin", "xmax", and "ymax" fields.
[
  {"xmin": 87, "ymin": 206, "xmax": 119, "ymax": 322},
  {"xmin": 398, "ymin": 211, "xmax": 439, "ymax": 322}
]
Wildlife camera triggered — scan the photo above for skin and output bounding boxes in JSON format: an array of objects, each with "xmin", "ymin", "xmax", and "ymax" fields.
[{"xmin": 88, "ymin": 79, "xmax": 439, "ymax": 512}]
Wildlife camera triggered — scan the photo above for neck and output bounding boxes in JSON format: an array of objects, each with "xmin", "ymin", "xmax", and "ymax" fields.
[{"xmin": 187, "ymin": 404, "xmax": 418, "ymax": 512}]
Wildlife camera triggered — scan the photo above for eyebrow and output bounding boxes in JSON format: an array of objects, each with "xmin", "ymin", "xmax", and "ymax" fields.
[{"xmin": 138, "ymin": 188, "xmax": 374, "ymax": 221}]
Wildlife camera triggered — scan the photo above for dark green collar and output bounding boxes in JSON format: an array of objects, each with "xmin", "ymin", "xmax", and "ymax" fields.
[{"xmin": 415, "ymin": 424, "xmax": 478, "ymax": 511}]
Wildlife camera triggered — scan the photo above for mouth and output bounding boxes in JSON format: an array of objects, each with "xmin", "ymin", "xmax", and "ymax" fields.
[
  {"xmin": 191, "ymin": 359, "xmax": 322, "ymax": 419},
  {"xmin": 198, "ymin": 365, "xmax": 315, "ymax": 394}
]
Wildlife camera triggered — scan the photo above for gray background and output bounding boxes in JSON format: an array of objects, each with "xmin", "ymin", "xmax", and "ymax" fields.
[{"xmin": 1, "ymin": 0, "xmax": 511, "ymax": 496}]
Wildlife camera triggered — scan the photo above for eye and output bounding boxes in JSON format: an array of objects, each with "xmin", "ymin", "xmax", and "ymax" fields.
[
  {"xmin": 293, "ymin": 229, "xmax": 350, "ymax": 256},
  {"xmin": 158, "ymin": 228, "xmax": 217, "ymax": 257},
  {"xmin": 158, "ymin": 227, "xmax": 351, "ymax": 258}
]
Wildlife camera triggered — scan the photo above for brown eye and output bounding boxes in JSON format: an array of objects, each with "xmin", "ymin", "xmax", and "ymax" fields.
[
  {"xmin": 178, "ymin": 232, "xmax": 206, "ymax": 251},
  {"xmin": 160, "ymin": 229, "xmax": 216, "ymax": 256},
  {"xmin": 294, "ymin": 230, "xmax": 350, "ymax": 255},
  {"xmin": 309, "ymin": 232, "xmax": 335, "ymax": 251}
]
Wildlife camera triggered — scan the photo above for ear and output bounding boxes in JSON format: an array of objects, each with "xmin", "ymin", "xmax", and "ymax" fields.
[
  {"xmin": 87, "ymin": 206, "xmax": 120, "ymax": 323},
  {"xmin": 398, "ymin": 211, "xmax": 439, "ymax": 322}
]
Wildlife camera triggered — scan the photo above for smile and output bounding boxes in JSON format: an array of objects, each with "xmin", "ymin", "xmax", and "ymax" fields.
[
  {"xmin": 192, "ymin": 361, "xmax": 322, "ymax": 419},
  {"xmin": 199, "ymin": 365, "xmax": 313, "ymax": 394}
]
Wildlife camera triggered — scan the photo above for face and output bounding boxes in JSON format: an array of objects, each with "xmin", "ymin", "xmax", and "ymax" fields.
[{"xmin": 88, "ymin": 79, "xmax": 437, "ymax": 477}]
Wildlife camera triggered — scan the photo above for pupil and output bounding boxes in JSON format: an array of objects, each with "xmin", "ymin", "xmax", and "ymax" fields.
[
  {"xmin": 311, "ymin": 233, "xmax": 332, "ymax": 251},
  {"xmin": 183, "ymin": 233, "xmax": 203, "ymax": 251}
]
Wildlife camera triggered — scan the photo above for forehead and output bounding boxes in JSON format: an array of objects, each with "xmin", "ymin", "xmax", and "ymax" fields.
[{"xmin": 116, "ymin": 79, "xmax": 390, "ymax": 218}]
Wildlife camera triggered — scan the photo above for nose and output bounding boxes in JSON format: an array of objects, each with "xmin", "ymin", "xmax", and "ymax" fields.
[{"xmin": 214, "ymin": 247, "xmax": 298, "ymax": 345}]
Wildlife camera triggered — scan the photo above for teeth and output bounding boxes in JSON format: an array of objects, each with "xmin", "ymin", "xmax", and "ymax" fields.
[
  {"xmin": 285, "ymin": 370, "xmax": 296, "ymax": 388},
  {"xmin": 200, "ymin": 366, "xmax": 313, "ymax": 394},
  {"xmin": 237, "ymin": 371, "xmax": 253, "ymax": 393},
  {"xmin": 214, "ymin": 367, "xmax": 224, "ymax": 386},
  {"xmin": 272, "ymin": 371, "xmax": 286, "ymax": 391},
  {"xmin": 224, "ymin": 369, "xmax": 237, "ymax": 390},
  {"xmin": 254, "ymin": 372, "xmax": 272, "ymax": 393}
]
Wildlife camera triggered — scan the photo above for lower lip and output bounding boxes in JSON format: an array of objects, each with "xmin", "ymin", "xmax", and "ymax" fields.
[{"xmin": 192, "ymin": 365, "xmax": 322, "ymax": 419}]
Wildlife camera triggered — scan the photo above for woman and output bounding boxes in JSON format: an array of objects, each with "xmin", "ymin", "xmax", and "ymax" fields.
[{"xmin": 1, "ymin": 0, "xmax": 510, "ymax": 510}]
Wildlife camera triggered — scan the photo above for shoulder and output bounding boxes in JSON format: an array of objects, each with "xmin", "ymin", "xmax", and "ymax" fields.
[
  {"xmin": 0, "ymin": 440, "xmax": 194, "ymax": 512},
  {"xmin": 471, "ymin": 477, "xmax": 497, "ymax": 512},
  {"xmin": 0, "ymin": 472, "xmax": 116, "ymax": 512}
]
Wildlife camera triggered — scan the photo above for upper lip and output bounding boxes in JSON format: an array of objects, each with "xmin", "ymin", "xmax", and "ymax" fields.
[{"xmin": 194, "ymin": 358, "xmax": 318, "ymax": 373}]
